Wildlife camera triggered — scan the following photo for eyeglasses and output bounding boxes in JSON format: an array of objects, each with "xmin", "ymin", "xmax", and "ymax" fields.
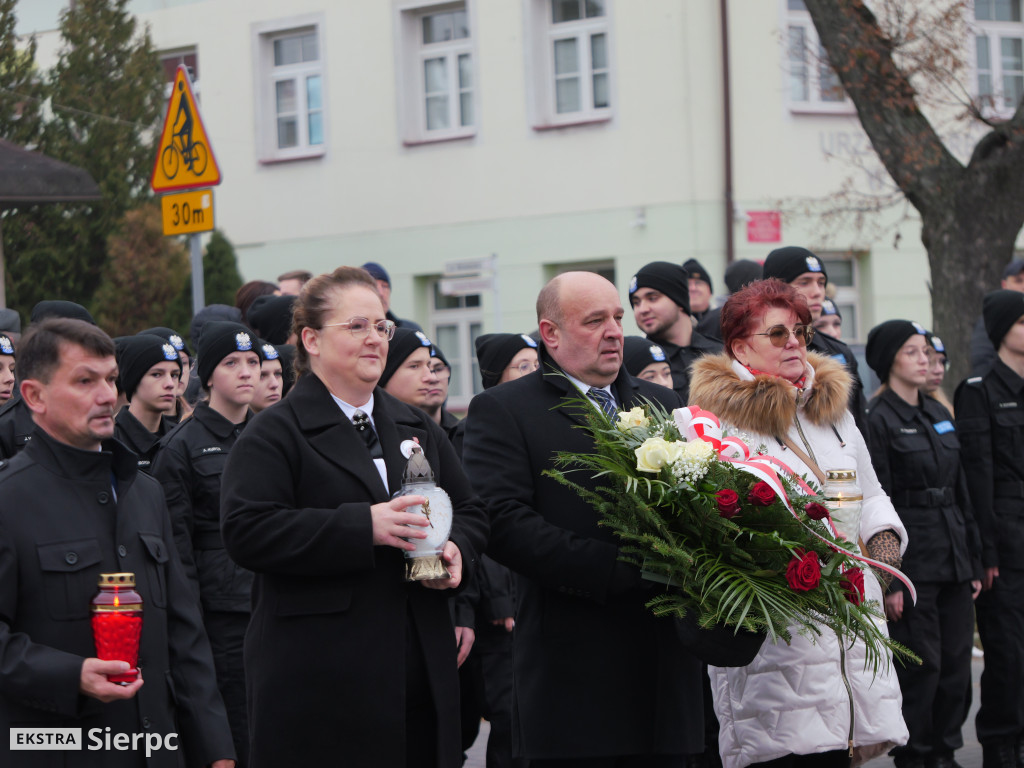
[
  {"xmin": 322, "ymin": 317, "xmax": 397, "ymax": 340},
  {"xmin": 750, "ymin": 324, "xmax": 814, "ymax": 347},
  {"xmin": 506, "ymin": 360, "xmax": 540, "ymax": 375}
]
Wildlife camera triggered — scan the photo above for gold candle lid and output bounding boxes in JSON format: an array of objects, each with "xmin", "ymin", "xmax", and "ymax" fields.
[
  {"xmin": 97, "ymin": 572, "xmax": 136, "ymax": 587},
  {"xmin": 825, "ymin": 469, "xmax": 857, "ymax": 481}
]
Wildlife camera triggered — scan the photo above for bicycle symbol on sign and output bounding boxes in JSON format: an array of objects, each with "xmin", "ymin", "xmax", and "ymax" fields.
[{"xmin": 161, "ymin": 81, "xmax": 208, "ymax": 180}]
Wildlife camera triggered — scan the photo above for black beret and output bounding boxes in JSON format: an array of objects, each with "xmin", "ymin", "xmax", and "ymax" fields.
[
  {"xmin": 724, "ymin": 260, "xmax": 763, "ymax": 294},
  {"xmin": 984, "ymin": 289, "xmax": 1024, "ymax": 348},
  {"xmin": 865, "ymin": 319, "xmax": 927, "ymax": 383},
  {"xmin": 820, "ymin": 299, "xmax": 841, "ymax": 319},
  {"xmin": 475, "ymin": 332, "xmax": 539, "ymax": 389},
  {"xmin": 763, "ymin": 247, "xmax": 828, "ymax": 285},
  {"xmin": 622, "ymin": 336, "xmax": 669, "ymax": 377},
  {"xmin": 30, "ymin": 300, "xmax": 95, "ymax": 325},
  {"xmin": 683, "ymin": 259, "xmax": 713, "ymax": 292},
  {"xmin": 197, "ymin": 321, "xmax": 258, "ymax": 389},
  {"xmin": 628, "ymin": 261, "xmax": 690, "ymax": 313},
  {"xmin": 0, "ymin": 308, "xmax": 21, "ymax": 335},
  {"xmin": 380, "ymin": 327, "xmax": 435, "ymax": 387},
  {"xmin": 0, "ymin": 334, "xmax": 15, "ymax": 357},
  {"xmin": 925, "ymin": 331, "xmax": 946, "ymax": 359},
  {"xmin": 247, "ymin": 294, "xmax": 296, "ymax": 345},
  {"xmin": 116, "ymin": 334, "xmax": 181, "ymax": 401}
]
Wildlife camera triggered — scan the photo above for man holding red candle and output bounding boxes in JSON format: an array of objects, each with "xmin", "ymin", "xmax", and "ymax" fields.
[{"xmin": 0, "ymin": 318, "xmax": 235, "ymax": 767}]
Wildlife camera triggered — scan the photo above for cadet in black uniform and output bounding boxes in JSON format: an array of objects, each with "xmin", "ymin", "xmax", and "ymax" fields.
[
  {"xmin": 152, "ymin": 320, "xmax": 260, "ymax": 768},
  {"xmin": 627, "ymin": 261, "xmax": 723, "ymax": 404},
  {"xmin": 955, "ymin": 290, "xmax": 1024, "ymax": 768},
  {"xmin": 0, "ymin": 333, "xmax": 15, "ymax": 407},
  {"xmin": 763, "ymin": 246, "xmax": 870, "ymax": 442},
  {"xmin": 139, "ymin": 326, "xmax": 194, "ymax": 422},
  {"xmin": 866, "ymin": 320, "xmax": 982, "ymax": 768},
  {"xmin": 113, "ymin": 334, "xmax": 181, "ymax": 473}
]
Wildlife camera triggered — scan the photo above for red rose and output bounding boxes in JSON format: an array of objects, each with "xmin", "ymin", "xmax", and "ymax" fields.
[
  {"xmin": 716, "ymin": 489, "xmax": 741, "ymax": 518},
  {"xmin": 747, "ymin": 481, "xmax": 776, "ymax": 507},
  {"xmin": 785, "ymin": 549, "xmax": 821, "ymax": 592},
  {"xmin": 805, "ymin": 502, "xmax": 830, "ymax": 521},
  {"xmin": 840, "ymin": 568, "xmax": 865, "ymax": 606}
]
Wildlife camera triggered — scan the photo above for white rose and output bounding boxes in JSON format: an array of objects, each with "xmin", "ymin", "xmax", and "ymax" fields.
[
  {"xmin": 635, "ymin": 437, "xmax": 684, "ymax": 473},
  {"xmin": 682, "ymin": 439, "xmax": 714, "ymax": 462},
  {"xmin": 616, "ymin": 407, "xmax": 649, "ymax": 431}
]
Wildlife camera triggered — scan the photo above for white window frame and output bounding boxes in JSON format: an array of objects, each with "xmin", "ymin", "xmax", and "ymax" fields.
[
  {"xmin": 159, "ymin": 48, "xmax": 199, "ymax": 101},
  {"xmin": 819, "ymin": 251, "xmax": 862, "ymax": 344},
  {"xmin": 970, "ymin": 0, "xmax": 1024, "ymax": 117},
  {"xmin": 396, "ymin": 1, "xmax": 478, "ymax": 145},
  {"xmin": 783, "ymin": 0, "xmax": 854, "ymax": 115},
  {"xmin": 251, "ymin": 14, "xmax": 327, "ymax": 163},
  {"xmin": 428, "ymin": 279, "xmax": 483, "ymax": 412},
  {"xmin": 524, "ymin": 0, "xmax": 614, "ymax": 129}
]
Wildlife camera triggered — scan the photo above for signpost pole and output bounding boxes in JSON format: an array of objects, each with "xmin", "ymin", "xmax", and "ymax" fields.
[{"xmin": 189, "ymin": 233, "xmax": 205, "ymax": 315}]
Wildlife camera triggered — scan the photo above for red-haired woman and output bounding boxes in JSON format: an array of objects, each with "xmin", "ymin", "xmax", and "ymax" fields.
[{"xmin": 689, "ymin": 278, "xmax": 909, "ymax": 768}]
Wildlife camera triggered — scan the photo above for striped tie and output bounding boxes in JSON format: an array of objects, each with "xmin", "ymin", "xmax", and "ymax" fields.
[{"xmin": 588, "ymin": 387, "xmax": 618, "ymax": 419}]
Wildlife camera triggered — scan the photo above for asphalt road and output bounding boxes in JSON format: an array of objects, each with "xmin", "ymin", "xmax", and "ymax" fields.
[{"xmin": 463, "ymin": 657, "xmax": 986, "ymax": 768}]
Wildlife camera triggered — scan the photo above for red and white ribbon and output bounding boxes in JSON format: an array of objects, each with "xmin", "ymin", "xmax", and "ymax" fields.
[{"xmin": 671, "ymin": 406, "xmax": 916, "ymax": 603}]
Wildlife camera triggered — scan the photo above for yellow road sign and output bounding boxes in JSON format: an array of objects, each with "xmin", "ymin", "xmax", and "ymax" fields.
[
  {"xmin": 151, "ymin": 66, "xmax": 221, "ymax": 192},
  {"xmin": 161, "ymin": 189, "xmax": 214, "ymax": 236}
]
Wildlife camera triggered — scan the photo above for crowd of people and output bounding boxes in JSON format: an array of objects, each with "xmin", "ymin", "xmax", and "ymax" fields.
[{"xmin": 0, "ymin": 252, "xmax": 1022, "ymax": 768}]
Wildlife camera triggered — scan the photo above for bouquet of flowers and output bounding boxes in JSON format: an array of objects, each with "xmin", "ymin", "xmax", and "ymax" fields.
[{"xmin": 548, "ymin": 397, "xmax": 918, "ymax": 670}]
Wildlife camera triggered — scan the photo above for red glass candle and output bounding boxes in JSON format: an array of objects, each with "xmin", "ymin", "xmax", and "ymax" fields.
[{"xmin": 90, "ymin": 573, "xmax": 143, "ymax": 684}]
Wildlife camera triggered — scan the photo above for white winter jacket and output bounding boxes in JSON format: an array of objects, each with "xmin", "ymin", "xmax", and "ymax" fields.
[{"xmin": 689, "ymin": 354, "xmax": 910, "ymax": 768}]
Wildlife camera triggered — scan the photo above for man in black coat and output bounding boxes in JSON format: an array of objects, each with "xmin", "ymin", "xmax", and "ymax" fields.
[
  {"xmin": 463, "ymin": 272, "xmax": 759, "ymax": 767},
  {"xmin": 628, "ymin": 261, "xmax": 723, "ymax": 405},
  {"xmin": 0, "ymin": 318, "xmax": 234, "ymax": 767}
]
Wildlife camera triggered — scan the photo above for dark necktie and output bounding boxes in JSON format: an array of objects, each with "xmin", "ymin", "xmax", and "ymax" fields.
[
  {"xmin": 351, "ymin": 410, "xmax": 383, "ymax": 460},
  {"xmin": 588, "ymin": 387, "xmax": 617, "ymax": 419}
]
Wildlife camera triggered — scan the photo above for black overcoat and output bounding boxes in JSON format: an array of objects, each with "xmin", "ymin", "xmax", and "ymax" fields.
[
  {"xmin": 462, "ymin": 353, "xmax": 720, "ymax": 760},
  {"xmin": 220, "ymin": 374, "xmax": 488, "ymax": 768},
  {"xmin": 0, "ymin": 429, "xmax": 235, "ymax": 767}
]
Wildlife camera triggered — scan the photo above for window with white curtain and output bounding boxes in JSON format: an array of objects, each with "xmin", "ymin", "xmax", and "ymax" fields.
[
  {"xmin": 784, "ymin": 0, "xmax": 852, "ymax": 114},
  {"xmin": 525, "ymin": 0, "xmax": 613, "ymax": 128},
  {"xmin": 973, "ymin": 0, "xmax": 1024, "ymax": 114},
  {"xmin": 252, "ymin": 16, "xmax": 326, "ymax": 161},
  {"xmin": 397, "ymin": 2, "xmax": 477, "ymax": 145}
]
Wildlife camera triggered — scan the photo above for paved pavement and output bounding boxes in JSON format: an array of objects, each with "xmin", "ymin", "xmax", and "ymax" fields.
[{"xmin": 463, "ymin": 658, "xmax": 986, "ymax": 768}]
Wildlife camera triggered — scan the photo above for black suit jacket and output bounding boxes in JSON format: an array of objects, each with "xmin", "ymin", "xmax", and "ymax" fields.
[
  {"xmin": 220, "ymin": 374, "xmax": 488, "ymax": 768},
  {"xmin": 0, "ymin": 430, "xmax": 235, "ymax": 767},
  {"xmin": 462, "ymin": 352, "xmax": 710, "ymax": 760}
]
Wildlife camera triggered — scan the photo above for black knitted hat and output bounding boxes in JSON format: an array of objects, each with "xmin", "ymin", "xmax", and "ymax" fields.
[
  {"xmin": 380, "ymin": 327, "xmax": 434, "ymax": 387},
  {"xmin": 683, "ymin": 259, "xmax": 713, "ymax": 293},
  {"xmin": 30, "ymin": 300, "xmax": 95, "ymax": 325},
  {"xmin": 247, "ymin": 294, "xmax": 296, "ymax": 345},
  {"xmin": 116, "ymin": 334, "xmax": 181, "ymax": 401},
  {"xmin": 866, "ymin": 319, "xmax": 927, "ymax": 383},
  {"xmin": 197, "ymin": 321, "xmax": 258, "ymax": 389},
  {"xmin": 475, "ymin": 333, "xmax": 538, "ymax": 389},
  {"xmin": 628, "ymin": 261, "xmax": 690, "ymax": 313},
  {"xmin": 622, "ymin": 335, "xmax": 669, "ymax": 378},
  {"xmin": 983, "ymin": 289, "xmax": 1024, "ymax": 348},
  {"xmin": 763, "ymin": 247, "xmax": 828, "ymax": 285}
]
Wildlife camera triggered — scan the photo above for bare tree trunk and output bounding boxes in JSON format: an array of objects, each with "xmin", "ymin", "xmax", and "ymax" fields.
[{"xmin": 803, "ymin": 0, "xmax": 1024, "ymax": 391}]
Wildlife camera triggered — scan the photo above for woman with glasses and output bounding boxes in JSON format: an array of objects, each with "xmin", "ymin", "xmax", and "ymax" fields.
[
  {"xmin": 864, "ymin": 320, "xmax": 982, "ymax": 768},
  {"xmin": 220, "ymin": 266, "xmax": 488, "ymax": 768},
  {"xmin": 689, "ymin": 278, "xmax": 908, "ymax": 768}
]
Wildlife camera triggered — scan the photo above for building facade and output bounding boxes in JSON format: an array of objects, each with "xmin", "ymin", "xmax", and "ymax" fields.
[{"xmin": 17, "ymin": 0, "xmax": 1017, "ymax": 408}]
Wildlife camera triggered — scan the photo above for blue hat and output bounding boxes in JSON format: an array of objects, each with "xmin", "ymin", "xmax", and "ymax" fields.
[{"xmin": 361, "ymin": 262, "xmax": 391, "ymax": 285}]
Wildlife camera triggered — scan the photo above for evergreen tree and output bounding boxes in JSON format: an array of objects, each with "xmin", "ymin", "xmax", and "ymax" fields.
[
  {"xmin": 3, "ymin": 0, "xmax": 162, "ymax": 319},
  {"xmin": 92, "ymin": 203, "xmax": 189, "ymax": 336},
  {"xmin": 0, "ymin": 0, "xmax": 45, "ymax": 146}
]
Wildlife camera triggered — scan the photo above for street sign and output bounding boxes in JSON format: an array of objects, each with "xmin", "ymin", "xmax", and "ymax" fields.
[
  {"xmin": 161, "ymin": 189, "xmax": 214, "ymax": 236},
  {"xmin": 444, "ymin": 256, "xmax": 494, "ymax": 276},
  {"xmin": 151, "ymin": 65, "xmax": 221, "ymax": 192},
  {"xmin": 439, "ymin": 275, "xmax": 494, "ymax": 297}
]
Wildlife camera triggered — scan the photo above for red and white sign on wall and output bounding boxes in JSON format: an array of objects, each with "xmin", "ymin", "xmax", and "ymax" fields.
[{"xmin": 746, "ymin": 211, "xmax": 781, "ymax": 243}]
